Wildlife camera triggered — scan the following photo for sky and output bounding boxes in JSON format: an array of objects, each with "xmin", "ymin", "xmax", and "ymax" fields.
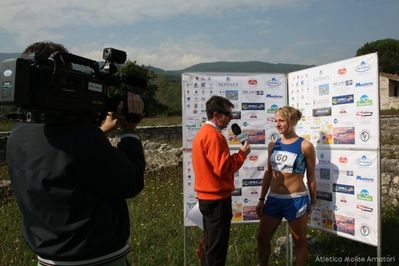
[{"xmin": 0, "ymin": 0, "xmax": 398, "ymax": 70}]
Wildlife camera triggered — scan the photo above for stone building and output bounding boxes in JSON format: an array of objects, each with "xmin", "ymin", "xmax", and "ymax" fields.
[{"xmin": 379, "ymin": 72, "xmax": 399, "ymax": 110}]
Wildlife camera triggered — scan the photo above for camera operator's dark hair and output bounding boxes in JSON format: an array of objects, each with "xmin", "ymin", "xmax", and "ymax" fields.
[
  {"xmin": 21, "ymin": 41, "xmax": 69, "ymax": 59},
  {"xmin": 206, "ymin": 95, "xmax": 234, "ymax": 119}
]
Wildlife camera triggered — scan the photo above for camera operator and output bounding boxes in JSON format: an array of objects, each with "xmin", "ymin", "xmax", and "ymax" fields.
[{"xmin": 6, "ymin": 41, "xmax": 145, "ymax": 266}]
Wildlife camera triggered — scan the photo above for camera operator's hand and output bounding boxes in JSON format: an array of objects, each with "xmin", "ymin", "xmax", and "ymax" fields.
[
  {"xmin": 100, "ymin": 102, "xmax": 124, "ymax": 134},
  {"xmin": 100, "ymin": 92, "xmax": 144, "ymax": 133},
  {"xmin": 119, "ymin": 92, "xmax": 145, "ymax": 131}
]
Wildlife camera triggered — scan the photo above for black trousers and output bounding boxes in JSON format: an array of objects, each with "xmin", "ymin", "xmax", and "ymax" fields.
[{"xmin": 198, "ymin": 197, "xmax": 232, "ymax": 266}]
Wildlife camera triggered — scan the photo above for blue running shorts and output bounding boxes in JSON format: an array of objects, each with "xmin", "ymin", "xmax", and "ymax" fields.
[{"xmin": 263, "ymin": 191, "xmax": 309, "ymax": 221}]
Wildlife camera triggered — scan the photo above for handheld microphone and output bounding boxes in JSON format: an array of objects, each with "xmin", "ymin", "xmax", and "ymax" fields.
[{"xmin": 231, "ymin": 123, "xmax": 248, "ymax": 145}]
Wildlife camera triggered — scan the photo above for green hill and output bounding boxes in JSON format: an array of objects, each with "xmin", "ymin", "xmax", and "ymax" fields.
[
  {"xmin": 177, "ymin": 61, "xmax": 312, "ymax": 74},
  {"xmin": 0, "ymin": 53, "xmax": 20, "ymax": 62}
]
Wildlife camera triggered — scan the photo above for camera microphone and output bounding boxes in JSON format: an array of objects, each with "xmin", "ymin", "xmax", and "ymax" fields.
[{"xmin": 231, "ymin": 123, "xmax": 248, "ymax": 145}]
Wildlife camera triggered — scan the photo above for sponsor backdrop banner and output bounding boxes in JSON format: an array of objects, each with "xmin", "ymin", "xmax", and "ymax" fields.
[
  {"xmin": 182, "ymin": 73, "xmax": 287, "ymax": 225},
  {"xmin": 182, "ymin": 53, "xmax": 380, "ymax": 247},
  {"xmin": 288, "ymin": 53, "xmax": 380, "ymax": 246}
]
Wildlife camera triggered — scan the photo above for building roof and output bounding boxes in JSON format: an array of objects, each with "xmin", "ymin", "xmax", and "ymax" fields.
[{"xmin": 380, "ymin": 72, "xmax": 399, "ymax": 82}]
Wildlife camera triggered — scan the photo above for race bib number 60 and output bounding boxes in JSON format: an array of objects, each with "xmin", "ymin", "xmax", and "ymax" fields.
[{"xmin": 271, "ymin": 150, "xmax": 297, "ymax": 173}]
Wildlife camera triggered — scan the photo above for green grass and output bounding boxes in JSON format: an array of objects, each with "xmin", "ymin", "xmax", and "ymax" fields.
[
  {"xmin": 0, "ymin": 119, "xmax": 14, "ymax": 132},
  {"xmin": 0, "ymin": 165, "xmax": 9, "ymax": 181},
  {"xmin": 2, "ymin": 166, "xmax": 399, "ymax": 265},
  {"xmin": 0, "ymin": 198, "xmax": 36, "ymax": 265},
  {"xmin": 1, "ymin": 166, "xmax": 289, "ymax": 265}
]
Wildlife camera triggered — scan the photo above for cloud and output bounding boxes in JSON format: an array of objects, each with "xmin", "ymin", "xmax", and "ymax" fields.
[
  {"xmin": 70, "ymin": 36, "xmax": 272, "ymax": 70},
  {"xmin": 0, "ymin": 0, "xmax": 305, "ymax": 47},
  {"xmin": 273, "ymin": 39, "xmax": 358, "ymax": 66}
]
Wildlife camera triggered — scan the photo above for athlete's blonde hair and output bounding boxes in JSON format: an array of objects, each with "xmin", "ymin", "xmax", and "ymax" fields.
[{"xmin": 275, "ymin": 106, "xmax": 302, "ymax": 125}]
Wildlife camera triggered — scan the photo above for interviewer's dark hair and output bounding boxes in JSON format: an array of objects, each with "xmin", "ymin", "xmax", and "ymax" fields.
[
  {"xmin": 21, "ymin": 41, "xmax": 69, "ymax": 59},
  {"xmin": 206, "ymin": 95, "xmax": 234, "ymax": 119}
]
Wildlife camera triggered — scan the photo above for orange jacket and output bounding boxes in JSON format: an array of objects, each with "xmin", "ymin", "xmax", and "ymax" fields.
[{"xmin": 192, "ymin": 123, "xmax": 247, "ymax": 200}]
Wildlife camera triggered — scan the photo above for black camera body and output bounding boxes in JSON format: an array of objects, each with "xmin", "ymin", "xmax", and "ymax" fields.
[{"xmin": 0, "ymin": 48, "xmax": 146, "ymax": 123}]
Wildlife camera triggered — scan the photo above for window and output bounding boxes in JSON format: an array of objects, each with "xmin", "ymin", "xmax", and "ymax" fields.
[{"xmin": 389, "ymin": 80, "xmax": 399, "ymax": 97}]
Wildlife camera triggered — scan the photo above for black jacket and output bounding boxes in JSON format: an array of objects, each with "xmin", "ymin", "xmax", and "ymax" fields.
[{"xmin": 7, "ymin": 122, "xmax": 145, "ymax": 261}]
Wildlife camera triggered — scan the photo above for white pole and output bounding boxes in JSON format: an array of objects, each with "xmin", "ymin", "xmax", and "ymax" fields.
[{"xmin": 184, "ymin": 226, "xmax": 188, "ymax": 266}]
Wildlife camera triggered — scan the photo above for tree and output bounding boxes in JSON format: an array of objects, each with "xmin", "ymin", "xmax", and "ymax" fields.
[
  {"xmin": 154, "ymin": 74, "xmax": 182, "ymax": 116},
  {"xmin": 356, "ymin": 38, "xmax": 399, "ymax": 74},
  {"xmin": 117, "ymin": 61, "xmax": 167, "ymax": 116}
]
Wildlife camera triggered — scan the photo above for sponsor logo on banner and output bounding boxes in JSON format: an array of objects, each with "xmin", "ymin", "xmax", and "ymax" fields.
[
  {"xmin": 333, "ymin": 118, "xmax": 347, "ymax": 125},
  {"xmin": 242, "ymin": 90, "xmax": 264, "ymax": 96},
  {"xmin": 267, "ymin": 117, "xmax": 276, "ymax": 122},
  {"xmin": 356, "ymin": 111, "xmax": 373, "ymax": 117},
  {"xmin": 340, "ymin": 196, "xmax": 349, "ymax": 204},
  {"xmin": 321, "ymin": 130, "xmax": 333, "ymax": 144},
  {"xmin": 249, "ymin": 155, "xmax": 259, "ymax": 161},
  {"xmin": 338, "ymin": 68, "xmax": 347, "ymax": 75},
  {"xmin": 226, "ymin": 90, "xmax": 238, "ymax": 101},
  {"xmin": 334, "ymin": 215, "xmax": 355, "ymax": 235},
  {"xmin": 313, "ymin": 70, "xmax": 329, "ymax": 82},
  {"xmin": 319, "ymin": 84, "xmax": 330, "ymax": 96},
  {"xmin": 333, "ymin": 127, "xmax": 355, "ymax": 144},
  {"xmin": 357, "ymin": 204, "xmax": 373, "ymax": 212},
  {"xmin": 243, "ymin": 121, "xmax": 250, "ymax": 127},
  {"xmin": 339, "ymin": 157, "xmax": 348, "ymax": 164},
  {"xmin": 332, "ymin": 94, "xmax": 354, "ymax": 105},
  {"xmin": 317, "ymin": 191, "xmax": 332, "ymax": 201},
  {"xmin": 356, "ymin": 61, "xmax": 371, "ymax": 72},
  {"xmin": 357, "ymin": 189, "xmax": 373, "ymax": 201},
  {"xmin": 242, "ymin": 179, "xmax": 263, "ymax": 186},
  {"xmin": 242, "ymin": 166, "xmax": 265, "ymax": 171},
  {"xmin": 320, "ymin": 168, "xmax": 330, "ymax": 180},
  {"xmin": 318, "ymin": 182, "xmax": 331, "ymax": 192},
  {"xmin": 218, "ymin": 77, "xmax": 239, "ymax": 87},
  {"xmin": 266, "ymin": 94, "xmax": 283, "ymax": 99},
  {"xmin": 267, "ymin": 104, "xmax": 279, "ymax": 113},
  {"xmin": 321, "ymin": 209, "xmax": 334, "ymax": 229},
  {"xmin": 270, "ymin": 132, "xmax": 280, "ymax": 142},
  {"xmin": 355, "ymin": 82, "xmax": 373, "ymax": 88},
  {"xmin": 266, "ymin": 77, "xmax": 282, "ymax": 87},
  {"xmin": 359, "ymin": 129, "xmax": 371, "ymax": 142},
  {"xmin": 356, "ymin": 175, "xmax": 374, "ymax": 183},
  {"xmin": 242, "ymin": 187, "xmax": 260, "ymax": 197},
  {"xmin": 313, "ymin": 98, "xmax": 330, "ymax": 106},
  {"xmin": 232, "ymin": 111, "xmax": 241, "ymax": 120},
  {"xmin": 242, "ymin": 103, "xmax": 265, "ymax": 110},
  {"xmin": 333, "ymin": 169, "xmax": 354, "ymax": 177},
  {"xmin": 333, "ymin": 183, "xmax": 355, "ymax": 194},
  {"xmin": 246, "ymin": 112, "xmax": 258, "ymax": 119},
  {"xmin": 234, "ymin": 179, "xmax": 240, "ymax": 187},
  {"xmin": 246, "ymin": 129, "xmax": 266, "ymax": 144},
  {"xmin": 332, "ymin": 80, "xmax": 353, "ymax": 88},
  {"xmin": 248, "ymin": 79, "xmax": 258, "ymax": 85},
  {"xmin": 313, "ymin": 107, "xmax": 332, "ymax": 117},
  {"xmin": 359, "ymin": 224, "xmax": 370, "ymax": 236},
  {"xmin": 318, "ymin": 153, "xmax": 330, "ymax": 166},
  {"xmin": 231, "ymin": 188, "xmax": 242, "ymax": 196},
  {"xmin": 356, "ymin": 155, "xmax": 373, "ymax": 167},
  {"xmin": 340, "ymin": 107, "xmax": 348, "ymax": 114}
]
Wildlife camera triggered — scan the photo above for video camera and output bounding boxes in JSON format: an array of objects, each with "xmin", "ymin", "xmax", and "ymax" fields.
[{"xmin": 0, "ymin": 48, "xmax": 148, "ymax": 123}]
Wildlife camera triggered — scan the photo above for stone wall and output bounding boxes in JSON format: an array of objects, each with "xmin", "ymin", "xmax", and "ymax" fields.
[
  {"xmin": 137, "ymin": 125, "xmax": 182, "ymax": 144},
  {"xmin": 1, "ymin": 119, "xmax": 399, "ymax": 206}
]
